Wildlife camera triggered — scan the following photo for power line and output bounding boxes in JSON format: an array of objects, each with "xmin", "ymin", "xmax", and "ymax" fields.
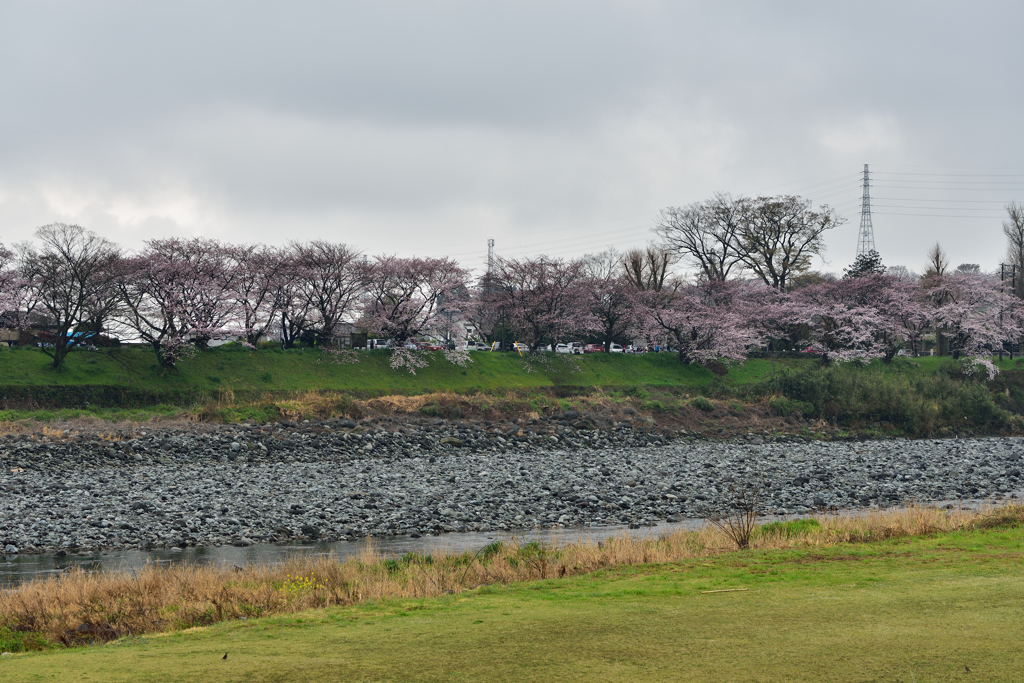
[
  {"xmin": 872, "ymin": 204, "xmax": 1007, "ymax": 210},
  {"xmin": 770, "ymin": 172, "xmax": 860, "ymax": 194},
  {"xmin": 872, "ymin": 184, "xmax": 1024, "ymax": 191},
  {"xmin": 873, "ymin": 211, "xmax": 1006, "ymax": 218},
  {"xmin": 874, "ymin": 172, "xmax": 1024, "ymax": 178},
  {"xmin": 873, "ymin": 197, "xmax": 1015, "ymax": 204}
]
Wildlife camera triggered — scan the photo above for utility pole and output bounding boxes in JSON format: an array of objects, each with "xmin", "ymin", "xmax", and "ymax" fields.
[
  {"xmin": 856, "ymin": 164, "xmax": 876, "ymax": 258},
  {"xmin": 487, "ymin": 238, "xmax": 495, "ymax": 275}
]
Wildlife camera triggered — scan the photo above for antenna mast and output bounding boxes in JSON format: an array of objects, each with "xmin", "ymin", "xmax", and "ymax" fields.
[
  {"xmin": 856, "ymin": 163, "xmax": 876, "ymax": 257},
  {"xmin": 487, "ymin": 238, "xmax": 495, "ymax": 274}
]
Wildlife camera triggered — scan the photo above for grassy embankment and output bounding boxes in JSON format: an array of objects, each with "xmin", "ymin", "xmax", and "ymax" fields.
[
  {"xmin": 3, "ymin": 344, "xmax": 1024, "ymax": 437},
  {"xmin": 2, "ymin": 506, "xmax": 1023, "ymax": 681}
]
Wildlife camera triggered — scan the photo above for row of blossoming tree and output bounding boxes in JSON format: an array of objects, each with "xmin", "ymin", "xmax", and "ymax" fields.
[{"xmin": 2, "ymin": 195, "xmax": 1022, "ymax": 376}]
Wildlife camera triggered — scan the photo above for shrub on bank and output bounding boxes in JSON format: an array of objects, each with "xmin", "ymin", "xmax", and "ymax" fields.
[
  {"xmin": 689, "ymin": 397, "xmax": 714, "ymax": 413},
  {"xmin": 747, "ymin": 361, "xmax": 1017, "ymax": 436}
]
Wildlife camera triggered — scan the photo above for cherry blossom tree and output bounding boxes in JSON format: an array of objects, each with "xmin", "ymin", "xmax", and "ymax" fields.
[
  {"xmin": 151, "ymin": 238, "xmax": 239, "ymax": 350},
  {"xmin": 785, "ymin": 275, "xmax": 893, "ymax": 363},
  {"xmin": 360, "ymin": 255, "xmax": 469, "ymax": 345},
  {"xmin": 583, "ymin": 249, "xmax": 637, "ymax": 352},
  {"xmin": 872, "ymin": 276, "xmax": 930, "ymax": 361},
  {"xmin": 0, "ymin": 242, "xmax": 38, "ymax": 330},
  {"xmin": 114, "ymin": 254, "xmax": 191, "ymax": 367},
  {"xmin": 114, "ymin": 238, "xmax": 239, "ymax": 366},
  {"xmin": 925, "ymin": 271, "xmax": 1020, "ymax": 359},
  {"xmin": 271, "ymin": 251, "xmax": 311, "ymax": 349},
  {"xmin": 486, "ymin": 255, "xmax": 594, "ymax": 352},
  {"xmin": 225, "ymin": 243, "xmax": 288, "ymax": 346},
  {"xmin": 290, "ymin": 241, "xmax": 364, "ymax": 346},
  {"xmin": 636, "ymin": 278, "xmax": 755, "ymax": 364}
]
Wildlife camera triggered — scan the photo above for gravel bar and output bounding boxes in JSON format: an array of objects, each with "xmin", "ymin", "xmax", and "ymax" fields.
[{"xmin": 1, "ymin": 416, "xmax": 1022, "ymax": 555}]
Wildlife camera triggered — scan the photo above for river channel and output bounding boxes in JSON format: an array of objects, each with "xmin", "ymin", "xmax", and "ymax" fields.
[
  {"xmin": 1, "ymin": 519, "xmax": 707, "ymax": 586},
  {"xmin": 3, "ymin": 495, "xmax": 1000, "ymax": 587}
]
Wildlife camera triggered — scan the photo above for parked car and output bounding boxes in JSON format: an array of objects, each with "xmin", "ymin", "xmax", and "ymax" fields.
[
  {"xmin": 423, "ymin": 344, "xmax": 445, "ymax": 351},
  {"xmin": 512, "ymin": 342, "xmax": 529, "ymax": 354},
  {"xmin": 556, "ymin": 342, "xmax": 583, "ymax": 355},
  {"xmin": 583, "ymin": 343, "xmax": 604, "ymax": 353},
  {"xmin": 366, "ymin": 338, "xmax": 389, "ymax": 349},
  {"xmin": 609, "ymin": 343, "xmax": 624, "ymax": 353}
]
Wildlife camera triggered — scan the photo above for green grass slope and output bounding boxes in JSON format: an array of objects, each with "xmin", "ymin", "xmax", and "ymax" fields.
[
  {"xmin": 0, "ymin": 345, "xmax": 741, "ymax": 393},
  {"xmin": 6, "ymin": 345, "xmax": 1024, "ymax": 437},
  {"xmin": 3, "ymin": 525, "xmax": 1023, "ymax": 681}
]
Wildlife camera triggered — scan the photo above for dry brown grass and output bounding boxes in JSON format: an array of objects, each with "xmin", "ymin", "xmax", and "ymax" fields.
[
  {"xmin": 242, "ymin": 386, "xmax": 672, "ymax": 425},
  {"xmin": 2, "ymin": 503, "xmax": 1021, "ymax": 648}
]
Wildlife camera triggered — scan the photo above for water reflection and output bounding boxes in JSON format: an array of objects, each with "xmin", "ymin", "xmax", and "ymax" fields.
[
  {"xmin": 2, "ymin": 496, "xmax": 1006, "ymax": 587},
  {"xmin": 1, "ymin": 519, "xmax": 706, "ymax": 587}
]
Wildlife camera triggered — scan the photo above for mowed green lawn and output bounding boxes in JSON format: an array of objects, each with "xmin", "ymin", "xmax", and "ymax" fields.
[{"xmin": 4, "ymin": 526, "xmax": 1023, "ymax": 682}]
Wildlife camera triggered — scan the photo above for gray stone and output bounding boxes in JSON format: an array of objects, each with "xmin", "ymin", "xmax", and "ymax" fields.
[{"xmin": 0, "ymin": 420, "xmax": 1021, "ymax": 556}]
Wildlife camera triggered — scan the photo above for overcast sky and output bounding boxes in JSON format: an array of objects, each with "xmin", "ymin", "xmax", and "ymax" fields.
[{"xmin": 1, "ymin": 1, "xmax": 1022, "ymax": 275}]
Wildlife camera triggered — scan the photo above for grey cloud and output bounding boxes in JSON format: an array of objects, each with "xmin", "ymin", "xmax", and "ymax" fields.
[{"xmin": 0, "ymin": 1, "xmax": 1021, "ymax": 270}]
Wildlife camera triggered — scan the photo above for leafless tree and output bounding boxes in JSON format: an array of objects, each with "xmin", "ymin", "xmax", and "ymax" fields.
[
  {"xmin": 735, "ymin": 196, "xmax": 843, "ymax": 291},
  {"xmin": 887, "ymin": 265, "xmax": 919, "ymax": 282},
  {"xmin": 924, "ymin": 242, "xmax": 949, "ymax": 278},
  {"xmin": 622, "ymin": 245, "xmax": 672, "ymax": 292},
  {"xmin": 1003, "ymin": 202, "xmax": 1024, "ymax": 298},
  {"xmin": 18, "ymin": 224, "xmax": 120, "ymax": 370},
  {"xmin": 709, "ymin": 467, "xmax": 769, "ymax": 550},
  {"xmin": 655, "ymin": 193, "xmax": 746, "ymax": 281},
  {"xmin": 923, "ymin": 242, "xmax": 950, "ymax": 354}
]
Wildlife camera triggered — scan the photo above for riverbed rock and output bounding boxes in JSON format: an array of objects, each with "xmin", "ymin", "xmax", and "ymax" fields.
[{"xmin": 0, "ymin": 420, "xmax": 1020, "ymax": 554}]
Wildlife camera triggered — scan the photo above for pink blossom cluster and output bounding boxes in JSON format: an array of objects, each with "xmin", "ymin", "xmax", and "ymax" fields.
[{"xmin": 3, "ymin": 226, "xmax": 1019, "ymax": 374}]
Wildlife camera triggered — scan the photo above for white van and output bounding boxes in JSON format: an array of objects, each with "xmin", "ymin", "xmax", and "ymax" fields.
[{"xmin": 556, "ymin": 342, "xmax": 583, "ymax": 355}]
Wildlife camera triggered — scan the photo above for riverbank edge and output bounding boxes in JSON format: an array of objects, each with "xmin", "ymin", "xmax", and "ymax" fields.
[{"xmin": 1, "ymin": 503, "xmax": 1021, "ymax": 654}]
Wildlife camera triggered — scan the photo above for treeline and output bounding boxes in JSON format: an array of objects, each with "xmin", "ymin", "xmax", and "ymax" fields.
[{"xmin": 2, "ymin": 197, "xmax": 1023, "ymax": 374}]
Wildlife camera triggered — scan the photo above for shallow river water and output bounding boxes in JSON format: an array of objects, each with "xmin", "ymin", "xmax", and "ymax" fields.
[
  {"xmin": 0, "ymin": 519, "xmax": 708, "ymax": 586},
  {"xmin": 3, "ymin": 495, "xmax": 1003, "ymax": 587}
]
